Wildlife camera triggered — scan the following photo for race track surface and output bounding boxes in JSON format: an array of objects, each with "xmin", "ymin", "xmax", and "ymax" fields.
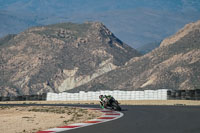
[
  {"xmin": 1, "ymin": 104, "xmax": 200, "ymax": 133},
  {"xmin": 61, "ymin": 105, "xmax": 200, "ymax": 133}
]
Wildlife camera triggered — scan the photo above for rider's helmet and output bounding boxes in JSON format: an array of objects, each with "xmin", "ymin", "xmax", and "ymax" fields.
[{"xmin": 99, "ymin": 95, "xmax": 103, "ymax": 99}]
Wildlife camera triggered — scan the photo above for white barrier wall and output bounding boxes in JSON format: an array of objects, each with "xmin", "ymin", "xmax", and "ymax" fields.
[{"xmin": 46, "ymin": 89, "xmax": 169, "ymax": 101}]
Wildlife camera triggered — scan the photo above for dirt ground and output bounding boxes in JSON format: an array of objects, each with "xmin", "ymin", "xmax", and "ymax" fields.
[{"xmin": 0, "ymin": 106, "xmax": 102, "ymax": 133}]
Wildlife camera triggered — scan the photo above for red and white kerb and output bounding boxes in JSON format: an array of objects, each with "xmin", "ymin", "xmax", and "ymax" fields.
[{"xmin": 37, "ymin": 108, "xmax": 124, "ymax": 133}]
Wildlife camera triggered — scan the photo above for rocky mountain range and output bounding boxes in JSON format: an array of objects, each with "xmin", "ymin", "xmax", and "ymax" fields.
[
  {"xmin": 69, "ymin": 20, "xmax": 200, "ymax": 92},
  {"xmin": 0, "ymin": 20, "xmax": 200, "ymax": 96},
  {"xmin": 0, "ymin": 22, "xmax": 140, "ymax": 96}
]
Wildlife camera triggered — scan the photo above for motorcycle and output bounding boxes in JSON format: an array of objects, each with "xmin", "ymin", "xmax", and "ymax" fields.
[{"xmin": 101, "ymin": 96, "xmax": 122, "ymax": 111}]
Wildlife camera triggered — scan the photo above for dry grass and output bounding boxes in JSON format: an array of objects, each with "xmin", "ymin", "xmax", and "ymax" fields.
[
  {"xmin": 1, "ymin": 100, "xmax": 200, "ymax": 106},
  {"xmin": 0, "ymin": 106, "xmax": 102, "ymax": 133}
]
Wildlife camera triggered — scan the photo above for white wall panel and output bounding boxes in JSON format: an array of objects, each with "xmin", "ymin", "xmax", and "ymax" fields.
[{"xmin": 46, "ymin": 89, "xmax": 169, "ymax": 101}]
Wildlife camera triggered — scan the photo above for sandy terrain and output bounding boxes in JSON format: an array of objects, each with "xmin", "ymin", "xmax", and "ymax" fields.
[{"xmin": 0, "ymin": 106, "xmax": 101, "ymax": 133}]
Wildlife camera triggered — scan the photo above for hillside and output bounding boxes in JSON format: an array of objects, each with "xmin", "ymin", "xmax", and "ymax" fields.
[
  {"xmin": 69, "ymin": 20, "xmax": 200, "ymax": 92},
  {"xmin": 0, "ymin": 22, "xmax": 140, "ymax": 96}
]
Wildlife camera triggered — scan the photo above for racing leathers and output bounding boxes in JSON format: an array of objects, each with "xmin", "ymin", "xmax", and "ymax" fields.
[{"xmin": 99, "ymin": 95, "xmax": 113, "ymax": 109}]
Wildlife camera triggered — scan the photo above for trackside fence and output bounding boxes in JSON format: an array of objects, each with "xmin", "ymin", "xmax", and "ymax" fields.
[{"xmin": 0, "ymin": 93, "xmax": 47, "ymax": 101}]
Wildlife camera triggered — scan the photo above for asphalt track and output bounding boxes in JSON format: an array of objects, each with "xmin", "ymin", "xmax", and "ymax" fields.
[{"xmin": 1, "ymin": 104, "xmax": 200, "ymax": 133}]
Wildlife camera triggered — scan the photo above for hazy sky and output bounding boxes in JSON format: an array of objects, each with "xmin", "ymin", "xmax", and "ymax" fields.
[{"xmin": 0, "ymin": 0, "xmax": 200, "ymax": 48}]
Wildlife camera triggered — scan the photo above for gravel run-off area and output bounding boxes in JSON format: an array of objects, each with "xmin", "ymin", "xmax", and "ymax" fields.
[{"xmin": 0, "ymin": 106, "xmax": 102, "ymax": 133}]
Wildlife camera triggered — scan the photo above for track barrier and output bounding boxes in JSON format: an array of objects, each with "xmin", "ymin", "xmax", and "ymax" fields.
[
  {"xmin": 0, "ymin": 89, "xmax": 199, "ymax": 101},
  {"xmin": 0, "ymin": 93, "xmax": 47, "ymax": 101},
  {"xmin": 46, "ymin": 89, "xmax": 200, "ymax": 101}
]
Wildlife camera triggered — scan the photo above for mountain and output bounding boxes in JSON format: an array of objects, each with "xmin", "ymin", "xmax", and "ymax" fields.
[
  {"xmin": 1, "ymin": 0, "xmax": 200, "ymax": 48},
  {"xmin": 69, "ymin": 20, "xmax": 200, "ymax": 92},
  {"xmin": 136, "ymin": 41, "xmax": 161, "ymax": 54},
  {"xmin": 0, "ymin": 11, "xmax": 38, "ymax": 37},
  {"xmin": 0, "ymin": 22, "xmax": 140, "ymax": 96}
]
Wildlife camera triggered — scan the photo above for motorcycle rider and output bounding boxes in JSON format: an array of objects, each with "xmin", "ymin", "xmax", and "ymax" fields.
[{"xmin": 99, "ymin": 95, "xmax": 113, "ymax": 109}]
